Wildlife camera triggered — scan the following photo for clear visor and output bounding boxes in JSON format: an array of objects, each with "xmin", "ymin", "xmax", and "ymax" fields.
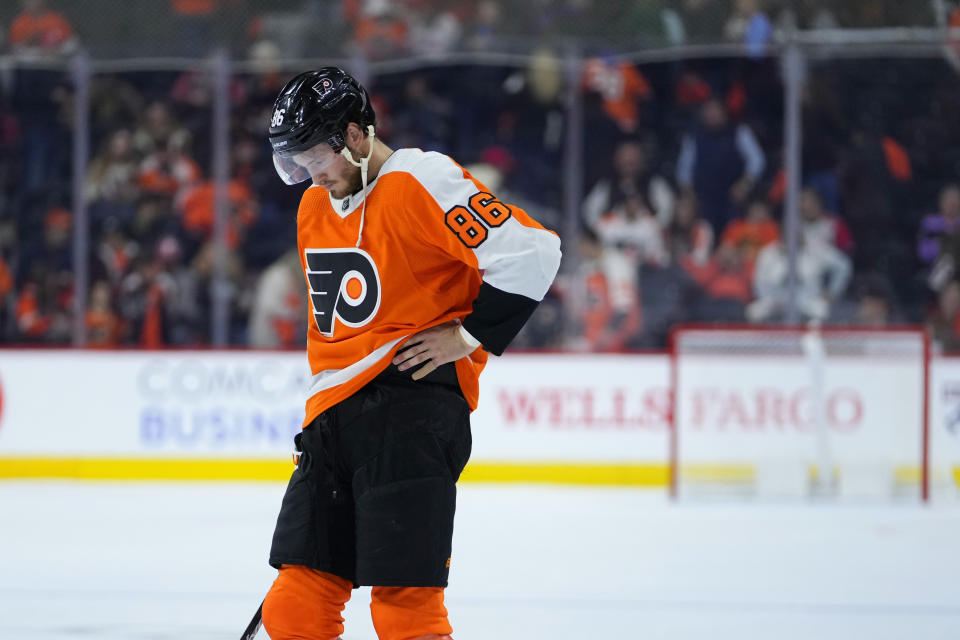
[{"xmin": 272, "ymin": 145, "xmax": 340, "ymax": 186}]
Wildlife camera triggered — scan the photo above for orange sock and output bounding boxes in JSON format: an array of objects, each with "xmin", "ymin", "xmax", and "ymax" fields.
[
  {"xmin": 262, "ymin": 565, "xmax": 353, "ymax": 640},
  {"xmin": 370, "ymin": 586, "xmax": 453, "ymax": 640}
]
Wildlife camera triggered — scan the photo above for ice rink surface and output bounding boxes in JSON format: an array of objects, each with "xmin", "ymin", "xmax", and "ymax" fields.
[{"xmin": 1, "ymin": 481, "xmax": 959, "ymax": 640}]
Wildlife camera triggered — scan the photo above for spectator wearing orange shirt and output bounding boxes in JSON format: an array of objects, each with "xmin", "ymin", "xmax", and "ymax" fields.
[
  {"xmin": 15, "ymin": 267, "xmax": 71, "ymax": 343},
  {"xmin": 684, "ymin": 244, "xmax": 753, "ymax": 322},
  {"xmin": 178, "ymin": 176, "xmax": 258, "ymax": 249},
  {"xmin": 137, "ymin": 138, "xmax": 202, "ymax": 199},
  {"xmin": 0, "ymin": 254, "xmax": 11, "ymax": 297},
  {"xmin": 0, "ymin": 255, "xmax": 13, "ymax": 332},
  {"xmin": 719, "ymin": 199, "xmax": 779, "ymax": 270},
  {"xmin": 582, "ymin": 58, "xmax": 652, "ymax": 134},
  {"xmin": 351, "ymin": 1, "xmax": 409, "ymax": 60},
  {"xmin": 8, "ymin": 0, "xmax": 77, "ymax": 59}
]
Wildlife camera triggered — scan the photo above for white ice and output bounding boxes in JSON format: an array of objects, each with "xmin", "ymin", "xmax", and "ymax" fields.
[{"xmin": 0, "ymin": 482, "xmax": 958, "ymax": 640}]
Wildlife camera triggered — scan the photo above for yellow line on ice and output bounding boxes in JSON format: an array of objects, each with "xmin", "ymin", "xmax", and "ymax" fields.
[{"xmin": 0, "ymin": 457, "xmax": 670, "ymax": 486}]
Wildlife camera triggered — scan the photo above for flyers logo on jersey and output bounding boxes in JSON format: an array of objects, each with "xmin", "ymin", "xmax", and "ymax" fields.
[{"xmin": 305, "ymin": 249, "xmax": 381, "ymax": 337}]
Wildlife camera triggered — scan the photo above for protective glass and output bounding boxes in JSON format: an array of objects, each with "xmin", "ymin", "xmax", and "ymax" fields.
[{"xmin": 272, "ymin": 144, "xmax": 340, "ymax": 186}]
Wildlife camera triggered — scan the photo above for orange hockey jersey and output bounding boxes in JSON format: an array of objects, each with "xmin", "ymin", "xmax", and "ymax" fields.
[{"xmin": 297, "ymin": 148, "xmax": 562, "ymax": 427}]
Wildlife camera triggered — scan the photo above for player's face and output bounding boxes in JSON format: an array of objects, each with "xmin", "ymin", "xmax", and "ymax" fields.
[{"xmin": 293, "ymin": 143, "xmax": 362, "ymax": 199}]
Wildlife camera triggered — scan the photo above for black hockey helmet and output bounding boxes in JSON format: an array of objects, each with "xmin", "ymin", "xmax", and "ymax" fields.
[{"xmin": 268, "ymin": 67, "xmax": 376, "ymax": 185}]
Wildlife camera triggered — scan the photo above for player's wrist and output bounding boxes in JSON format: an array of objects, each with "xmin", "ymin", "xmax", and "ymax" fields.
[{"xmin": 457, "ymin": 324, "xmax": 481, "ymax": 350}]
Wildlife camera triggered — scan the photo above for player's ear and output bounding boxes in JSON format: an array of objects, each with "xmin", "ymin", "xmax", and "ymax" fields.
[{"xmin": 345, "ymin": 122, "xmax": 364, "ymax": 147}]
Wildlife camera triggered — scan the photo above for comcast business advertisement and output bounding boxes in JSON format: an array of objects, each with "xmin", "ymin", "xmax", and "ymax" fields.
[{"xmin": 0, "ymin": 352, "xmax": 309, "ymax": 456}]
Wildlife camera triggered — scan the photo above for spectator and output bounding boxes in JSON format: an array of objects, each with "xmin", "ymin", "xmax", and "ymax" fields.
[
  {"xmin": 137, "ymin": 136, "xmax": 202, "ymax": 200},
  {"xmin": 665, "ymin": 192, "xmax": 714, "ymax": 266},
  {"xmin": 0, "ymin": 249, "xmax": 11, "ymax": 338},
  {"xmin": 8, "ymin": 0, "xmax": 77, "ymax": 59},
  {"xmin": 132, "ymin": 101, "xmax": 191, "ymax": 156},
  {"xmin": 917, "ymin": 183, "xmax": 960, "ymax": 266},
  {"xmin": 407, "ymin": 3, "xmax": 463, "ymax": 57},
  {"xmin": 851, "ymin": 275, "xmax": 897, "ymax": 327},
  {"xmin": 19, "ymin": 205, "xmax": 72, "ymax": 279},
  {"xmin": 85, "ymin": 129, "xmax": 140, "ymax": 225},
  {"xmin": 95, "ymin": 217, "xmax": 139, "ymax": 287},
  {"xmin": 118, "ymin": 253, "xmax": 177, "ymax": 347},
  {"xmin": 128, "ymin": 198, "xmax": 180, "ymax": 249},
  {"xmin": 800, "ymin": 186, "xmax": 854, "ymax": 254},
  {"xmin": 677, "ymin": 97, "xmax": 766, "ymax": 235},
  {"xmin": 85, "ymin": 280, "xmax": 121, "ymax": 347},
  {"xmin": 684, "ymin": 244, "xmax": 753, "ymax": 321},
  {"xmin": 675, "ymin": 70, "xmax": 712, "ymax": 113},
  {"xmin": 748, "ymin": 235, "xmax": 852, "ymax": 322},
  {"xmin": 14, "ymin": 266, "xmax": 71, "ymax": 342},
  {"xmin": 350, "ymin": 0, "xmax": 409, "ymax": 60},
  {"xmin": 248, "ymin": 249, "xmax": 306, "ymax": 348},
  {"xmin": 179, "ymin": 174, "xmax": 258, "ymax": 249},
  {"xmin": 0, "ymin": 253, "xmax": 12, "ymax": 307},
  {"xmin": 719, "ymin": 198, "xmax": 779, "ymax": 270},
  {"xmin": 89, "ymin": 77, "xmax": 145, "ymax": 139},
  {"xmin": 583, "ymin": 139, "xmax": 675, "ymax": 228},
  {"xmin": 153, "ymin": 234, "xmax": 202, "ymax": 345},
  {"xmin": 563, "ymin": 229, "xmax": 642, "ymax": 351},
  {"xmin": 465, "ymin": 0, "xmax": 503, "ymax": 51},
  {"xmin": 582, "ymin": 58, "xmax": 653, "ymax": 134},
  {"xmin": 185, "ymin": 240, "xmax": 245, "ymax": 343},
  {"xmin": 11, "ymin": 67, "xmax": 70, "ymax": 206},
  {"xmin": 592, "ymin": 195, "xmax": 668, "ymax": 269},
  {"xmin": 724, "ymin": 0, "xmax": 773, "ymax": 57},
  {"xmin": 929, "ymin": 280, "xmax": 960, "ymax": 353}
]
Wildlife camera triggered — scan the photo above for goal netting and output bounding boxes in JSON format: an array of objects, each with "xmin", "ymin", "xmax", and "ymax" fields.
[{"xmin": 670, "ymin": 325, "xmax": 931, "ymax": 501}]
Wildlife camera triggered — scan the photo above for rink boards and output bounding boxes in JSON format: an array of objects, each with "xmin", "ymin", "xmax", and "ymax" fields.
[{"xmin": 0, "ymin": 350, "xmax": 958, "ymax": 491}]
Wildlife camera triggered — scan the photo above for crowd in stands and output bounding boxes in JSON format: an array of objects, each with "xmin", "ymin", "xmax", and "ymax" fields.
[
  {"xmin": 4, "ymin": 0, "xmax": 960, "ymax": 352},
  {"xmin": 0, "ymin": 1, "xmax": 946, "ymax": 63},
  {"xmin": 554, "ymin": 47, "xmax": 960, "ymax": 354}
]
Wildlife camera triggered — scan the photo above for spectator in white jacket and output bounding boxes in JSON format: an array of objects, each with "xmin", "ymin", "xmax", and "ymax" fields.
[
  {"xmin": 592, "ymin": 194, "xmax": 668, "ymax": 268},
  {"xmin": 747, "ymin": 236, "xmax": 852, "ymax": 322}
]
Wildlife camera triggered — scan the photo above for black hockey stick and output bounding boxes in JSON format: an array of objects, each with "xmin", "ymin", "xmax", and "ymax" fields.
[{"xmin": 240, "ymin": 599, "xmax": 264, "ymax": 640}]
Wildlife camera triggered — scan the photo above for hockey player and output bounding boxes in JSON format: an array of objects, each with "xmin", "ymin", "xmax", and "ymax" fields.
[{"xmin": 262, "ymin": 67, "xmax": 562, "ymax": 640}]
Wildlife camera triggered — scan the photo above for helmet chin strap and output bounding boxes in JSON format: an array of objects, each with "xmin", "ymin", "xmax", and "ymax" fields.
[{"xmin": 340, "ymin": 125, "xmax": 376, "ymax": 248}]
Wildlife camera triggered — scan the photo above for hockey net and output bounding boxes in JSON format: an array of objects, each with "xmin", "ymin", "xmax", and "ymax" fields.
[{"xmin": 670, "ymin": 325, "xmax": 931, "ymax": 501}]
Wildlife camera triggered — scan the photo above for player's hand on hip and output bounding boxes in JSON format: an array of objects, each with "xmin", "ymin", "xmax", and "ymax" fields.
[{"xmin": 394, "ymin": 320, "xmax": 477, "ymax": 381}]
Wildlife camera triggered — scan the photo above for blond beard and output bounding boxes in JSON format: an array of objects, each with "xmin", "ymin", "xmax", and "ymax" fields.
[{"xmin": 330, "ymin": 164, "xmax": 364, "ymax": 199}]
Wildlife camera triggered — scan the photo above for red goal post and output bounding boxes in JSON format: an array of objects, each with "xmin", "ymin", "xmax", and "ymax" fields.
[{"xmin": 669, "ymin": 324, "xmax": 931, "ymax": 501}]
